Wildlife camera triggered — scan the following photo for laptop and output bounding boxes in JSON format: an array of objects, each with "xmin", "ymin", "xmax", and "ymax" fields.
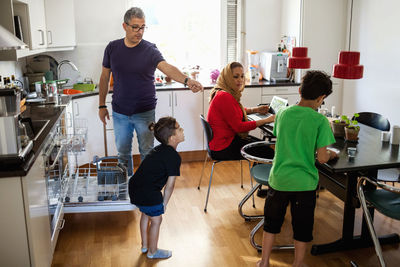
[{"xmin": 248, "ymin": 96, "xmax": 289, "ymax": 121}]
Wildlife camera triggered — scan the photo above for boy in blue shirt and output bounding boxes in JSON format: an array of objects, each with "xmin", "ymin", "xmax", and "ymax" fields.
[
  {"xmin": 257, "ymin": 71, "xmax": 338, "ymax": 267},
  {"xmin": 129, "ymin": 116, "xmax": 184, "ymax": 259}
]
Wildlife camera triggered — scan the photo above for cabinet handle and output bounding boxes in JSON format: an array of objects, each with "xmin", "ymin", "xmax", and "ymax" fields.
[
  {"xmin": 169, "ymin": 94, "xmax": 171, "ymax": 107},
  {"xmin": 38, "ymin": 30, "xmax": 45, "ymax": 45},
  {"xmin": 276, "ymin": 88, "xmax": 288, "ymax": 92},
  {"xmin": 174, "ymin": 93, "xmax": 177, "ymax": 107},
  {"xmin": 47, "ymin": 30, "xmax": 53, "ymax": 45},
  {"xmin": 74, "ymin": 102, "xmax": 80, "ymax": 116},
  {"xmin": 58, "ymin": 219, "xmax": 65, "ymax": 230}
]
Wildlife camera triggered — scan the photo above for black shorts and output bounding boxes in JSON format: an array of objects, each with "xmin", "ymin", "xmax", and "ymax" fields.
[{"xmin": 263, "ymin": 188, "xmax": 316, "ymax": 242}]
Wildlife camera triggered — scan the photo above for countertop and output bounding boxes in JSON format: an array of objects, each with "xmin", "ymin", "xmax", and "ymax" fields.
[{"xmin": 70, "ymin": 80, "xmax": 300, "ymax": 99}]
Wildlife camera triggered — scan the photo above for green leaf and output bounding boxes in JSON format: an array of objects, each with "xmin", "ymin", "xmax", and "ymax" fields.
[{"xmin": 354, "ymin": 113, "xmax": 360, "ymax": 118}]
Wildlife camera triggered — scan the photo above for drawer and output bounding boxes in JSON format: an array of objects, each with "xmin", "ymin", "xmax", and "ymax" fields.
[{"xmin": 262, "ymin": 86, "xmax": 298, "ymax": 96}]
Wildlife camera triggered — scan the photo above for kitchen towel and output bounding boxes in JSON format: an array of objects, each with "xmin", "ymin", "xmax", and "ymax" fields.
[{"xmin": 390, "ymin": 125, "xmax": 400, "ymax": 145}]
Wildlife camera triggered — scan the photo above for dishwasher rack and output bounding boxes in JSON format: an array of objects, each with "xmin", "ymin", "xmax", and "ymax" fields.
[
  {"xmin": 62, "ymin": 157, "xmax": 134, "ymax": 213},
  {"xmin": 50, "ymin": 118, "xmax": 135, "ymax": 213}
]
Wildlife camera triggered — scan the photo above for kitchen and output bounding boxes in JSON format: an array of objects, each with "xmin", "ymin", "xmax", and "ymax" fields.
[{"xmin": 1, "ymin": 0, "xmax": 400, "ymax": 266}]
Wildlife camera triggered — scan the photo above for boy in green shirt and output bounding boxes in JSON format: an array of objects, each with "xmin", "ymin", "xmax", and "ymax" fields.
[{"xmin": 257, "ymin": 71, "xmax": 338, "ymax": 267}]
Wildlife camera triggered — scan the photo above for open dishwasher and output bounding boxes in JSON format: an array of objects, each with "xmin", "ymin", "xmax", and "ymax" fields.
[{"xmin": 59, "ymin": 118, "xmax": 135, "ymax": 213}]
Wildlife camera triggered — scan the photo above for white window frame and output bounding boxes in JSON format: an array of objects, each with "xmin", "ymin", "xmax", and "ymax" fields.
[{"xmin": 221, "ymin": 0, "xmax": 243, "ymax": 66}]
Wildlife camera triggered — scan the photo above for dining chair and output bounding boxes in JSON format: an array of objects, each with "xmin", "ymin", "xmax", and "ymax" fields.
[
  {"xmin": 197, "ymin": 114, "xmax": 246, "ymax": 212},
  {"xmin": 354, "ymin": 112, "xmax": 399, "ymax": 185},
  {"xmin": 357, "ymin": 176, "xmax": 400, "ymax": 267},
  {"xmin": 354, "ymin": 112, "xmax": 390, "ymax": 131},
  {"xmin": 240, "ymin": 141, "xmax": 294, "ymax": 252}
]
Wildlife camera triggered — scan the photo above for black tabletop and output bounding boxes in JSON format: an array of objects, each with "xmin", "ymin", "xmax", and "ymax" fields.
[{"xmin": 320, "ymin": 124, "xmax": 400, "ymax": 173}]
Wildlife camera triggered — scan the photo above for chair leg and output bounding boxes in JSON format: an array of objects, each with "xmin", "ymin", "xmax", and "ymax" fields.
[
  {"xmin": 238, "ymin": 182, "xmax": 262, "ymax": 221},
  {"xmin": 240, "ymin": 160, "xmax": 243, "ymax": 188},
  {"xmin": 248, "ymin": 161, "xmax": 255, "ymax": 208},
  {"xmin": 198, "ymin": 153, "xmax": 208, "ymax": 189},
  {"xmin": 358, "ymin": 184, "xmax": 386, "ymax": 267},
  {"xmin": 250, "ymin": 218, "xmax": 295, "ymax": 252},
  {"xmin": 204, "ymin": 161, "xmax": 218, "ymax": 212}
]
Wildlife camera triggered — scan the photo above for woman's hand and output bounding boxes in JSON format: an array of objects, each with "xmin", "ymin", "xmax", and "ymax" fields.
[{"xmin": 256, "ymin": 105, "xmax": 270, "ymax": 115}]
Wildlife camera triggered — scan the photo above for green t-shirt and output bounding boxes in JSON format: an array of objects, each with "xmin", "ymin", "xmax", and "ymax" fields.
[{"xmin": 269, "ymin": 105, "xmax": 336, "ymax": 191}]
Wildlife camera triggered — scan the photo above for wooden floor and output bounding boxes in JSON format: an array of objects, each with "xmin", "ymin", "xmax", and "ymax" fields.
[{"xmin": 52, "ymin": 161, "xmax": 400, "ymax": 267}]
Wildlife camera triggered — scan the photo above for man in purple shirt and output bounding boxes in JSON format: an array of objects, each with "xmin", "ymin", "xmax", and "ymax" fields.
[{"xmin": 99, "ymin": 7, "xmax": 203, "ymax": 176}]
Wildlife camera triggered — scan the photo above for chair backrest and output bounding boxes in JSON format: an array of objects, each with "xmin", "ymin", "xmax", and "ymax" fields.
[
  {"xmin": 200, "ymin": 114, "xmax": 213, "ymax": 155},
  {"xmin": 354, "ymin": 112, "xmax": 390, "ymax": 131}
]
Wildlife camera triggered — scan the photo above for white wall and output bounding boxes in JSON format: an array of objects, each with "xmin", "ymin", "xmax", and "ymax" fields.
[
  {"xmin": 301, "ymin": 0, "xmax": 348, "ymax": 113},
  {"xmin": 244, "ymin": 0, "xmax": 282, "ymax": 62},
  {"xmin": 280, "ymin": 0, "xmax": 301, "ymax": 41},
  {"xmin": 342, "ymin": 0, "xmax": 400, "ymax": 126}
]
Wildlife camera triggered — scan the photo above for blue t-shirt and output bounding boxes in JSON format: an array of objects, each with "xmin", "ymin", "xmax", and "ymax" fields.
[{"xmin": 102, "ymin": 38, "xmax": 165, "ymax": 115}]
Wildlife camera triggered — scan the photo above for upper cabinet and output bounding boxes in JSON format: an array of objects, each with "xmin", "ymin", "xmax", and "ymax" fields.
[
  {"xmin": 44, "ymin": 0, "xmax": 76, "ymax": 48},
  {"xmin": 27, "ymin": 0, "xmax": 47, "ymax": 49},
  {"xmin": 0, "ymin": 0, "xmax": 76, "ymax": 61}
]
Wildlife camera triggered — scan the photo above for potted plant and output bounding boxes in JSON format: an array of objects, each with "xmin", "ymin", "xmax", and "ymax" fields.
[
  {"xmin": 343, "ymin": 113, "xmax": 360, "ymax": 141},
  {"xmin": 331, "ymin": 115, "xmax": 349, "ymax": 137}
]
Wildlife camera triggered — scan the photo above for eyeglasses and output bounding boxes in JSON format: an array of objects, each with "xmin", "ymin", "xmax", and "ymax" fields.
[{"xmin": 126, "ymin": 23, "xmax": 148, "ymax": 32}]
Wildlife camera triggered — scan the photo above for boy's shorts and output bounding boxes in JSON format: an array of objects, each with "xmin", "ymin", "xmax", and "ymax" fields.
[
  {"xmin": 263, "ymin": 188, "xmax": 316, "ymax": 242},
  {"xmin": 136, "ymin": 203, "xmax": 164, "ymax": 217}
]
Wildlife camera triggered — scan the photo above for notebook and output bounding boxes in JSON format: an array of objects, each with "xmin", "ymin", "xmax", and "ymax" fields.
[{"xmin": 249, "ymin": 96, "xmax": 289, "ymax": 120}]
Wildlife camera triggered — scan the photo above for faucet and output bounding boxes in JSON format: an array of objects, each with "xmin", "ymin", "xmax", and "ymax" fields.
[{"xmin": 57, "ymin": 60, "xmax": 79, "ymax": 81}]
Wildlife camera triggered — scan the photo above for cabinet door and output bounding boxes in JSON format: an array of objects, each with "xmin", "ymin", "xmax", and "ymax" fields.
[
  {"xmin": 155, "ymin": 91, "xmax": 173, "ymax": 119},
  {"xmin": 44, "ymin": 0, "xmax": 76, "ymax": 48},
  {"xmin": 154, "ymin": 91, "xmax": 173, "ymax": 147},
  {"xmin": 241, "ymin": 87, "xmax": 262, "ymax": 139},
  {"xmin": 27, "ymin": 0, "xmax": 47, "ymax": 49},
  {"xmin": 22, "ymin": 154, "xmax": 52, "ymax": 266},
  {"xmin": 173, "ymin": 90, "xmax": 203, "ymax": 152},
  {"xmin": 72, "ymin": 96, "xmax": 104, "ymax": 164}
]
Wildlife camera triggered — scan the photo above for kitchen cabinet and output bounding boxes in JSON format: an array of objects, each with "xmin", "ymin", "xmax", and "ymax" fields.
[
  {"xmin": 0, "ymin": 148, "xmax": 52, "ymax": 267},
  {"xmin": 241, "ymin": 87, "xmax": 262, "ymax": 139},
  {"xmin": 261, "ymin": 86, "xmax": 299, "ymax": 106},
  {"xmin": 156, "ymin": 90, "xmax": 203, "ymax": 152},
  {"xmin": 44, "ymin": 0, "xmax": 76, "ymax": 49},
  {"xmin": 27, "ymin": 0, "xmax": 47, "ymax": 49},
  {"xmin": 72, "ymin": 95, "xmax": 105, "ymax": 165},
  {"xmin": 0, "ymin": 0, "xmax": 76, "ymax": 61}
]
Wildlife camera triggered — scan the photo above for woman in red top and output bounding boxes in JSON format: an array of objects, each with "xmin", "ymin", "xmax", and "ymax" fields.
[{"xmin": 207, "ymin": 62, "xmax": 275, "ymax": 160}]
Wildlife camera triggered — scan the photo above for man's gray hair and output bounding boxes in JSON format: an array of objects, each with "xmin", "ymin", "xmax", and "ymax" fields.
[{"xmin": 124, "ymin": 7, "xmax": 145, "ymax": 24}]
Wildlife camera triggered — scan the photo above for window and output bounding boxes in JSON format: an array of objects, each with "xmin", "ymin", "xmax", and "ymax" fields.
[{"xmin": 127, "ymin": 0, "xmax": 241, "ymax": 72}]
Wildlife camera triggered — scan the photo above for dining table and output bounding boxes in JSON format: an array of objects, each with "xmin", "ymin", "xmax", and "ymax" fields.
[{"xmin": 248, "ymin": 113, "xmax": 400, "ymax": 255}]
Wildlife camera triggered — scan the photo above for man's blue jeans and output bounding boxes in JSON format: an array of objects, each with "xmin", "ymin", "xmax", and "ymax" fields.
[{"xmin": 112, "ymin": 109, "xmax": 155, "ymax": 176}]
